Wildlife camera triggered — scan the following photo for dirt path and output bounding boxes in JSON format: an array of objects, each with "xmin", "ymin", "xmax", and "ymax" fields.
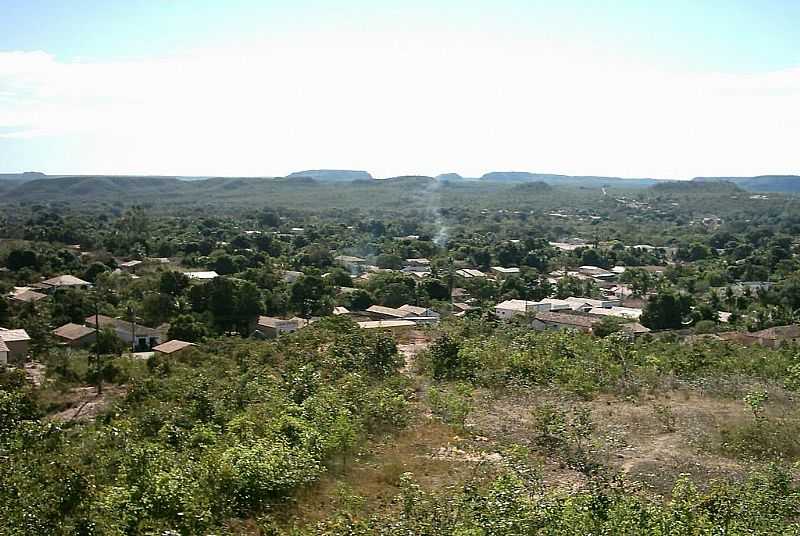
[
  {"xmin": 24, "ymin": 361, "xmax": 46, "ymax": 387},
  {"xmin": 48, "ymin": 385, "xmax": 127, "ymax": 422},
  {"xmin": 396, "ymin": 329, "xmax": 430, "ymax": 373}
]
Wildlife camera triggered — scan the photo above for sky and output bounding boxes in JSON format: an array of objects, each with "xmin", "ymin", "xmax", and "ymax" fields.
[{"xmin": 0, "ymin": 0, "xmax": 799, "ymax": 179}]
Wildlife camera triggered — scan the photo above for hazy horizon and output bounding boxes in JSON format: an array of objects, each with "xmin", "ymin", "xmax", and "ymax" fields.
[{"xmin": 2, "ymin": 0, "xmax": 799, "ymax": 179}]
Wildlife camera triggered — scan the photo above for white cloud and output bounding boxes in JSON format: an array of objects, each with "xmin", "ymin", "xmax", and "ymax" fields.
[{"xmin": 1, "ymin": 33, "xmax": 798, "ymax": 178}]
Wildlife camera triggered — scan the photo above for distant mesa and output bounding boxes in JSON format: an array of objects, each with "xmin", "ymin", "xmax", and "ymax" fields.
[
  {"xmin": 286, "ymin": 170, "xmax": 373, "ymax": 182},
  {"xmin": 511, "ymin": 181, "xmax": 553, "ymax": 192},
  {"xmin": 479, "ymin": 171, "xmax": 659, "ymax": 188},
  {"xmin": 0, "ymin": 171, "xmax": 47, "ymax": 181},
  {"xmin": 651, "ymin": 180, "xmax": 743, "ymax": 193},
  {"xmin": 692, "ymin": 175, "xmax": 800, "ymax": 193},
  {"xmin": 435, "ymin": 173, "xmax": 465, "ymax": 182}
]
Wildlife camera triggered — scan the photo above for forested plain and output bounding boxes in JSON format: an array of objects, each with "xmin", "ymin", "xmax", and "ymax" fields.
[{"xmin": 1, "ymin": 176, "xmax": 800, "ymax": 534}]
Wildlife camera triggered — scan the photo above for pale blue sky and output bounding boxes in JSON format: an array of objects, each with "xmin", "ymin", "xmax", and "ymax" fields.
[{"xmin": 1, "ymin": 0, "xmax": 799, "ymax": 177}]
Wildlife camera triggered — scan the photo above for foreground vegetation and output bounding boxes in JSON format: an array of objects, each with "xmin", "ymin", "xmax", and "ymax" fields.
[{"xmin": 2, "ymin": 316, "xmax": 800, "ymax": 534}]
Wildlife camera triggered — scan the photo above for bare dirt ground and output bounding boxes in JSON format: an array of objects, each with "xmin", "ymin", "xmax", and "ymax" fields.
[
  {"xmin": 467, "ymin": 387, "xmax": 777, "ymax": 495},
  {"xmin": 277, "ymin": 334, "xmax": 799, "ymax": 530},
  {"xmin": 47, "ymin": 384, "xmax": 128, "ymax": 422},
  {"xmin": 396, "ymin": 329, "xmax": 430, "ymax": 373},
  {"xmin": 24, "ymin": 361, "xmax": 46, "ymax": 387}
]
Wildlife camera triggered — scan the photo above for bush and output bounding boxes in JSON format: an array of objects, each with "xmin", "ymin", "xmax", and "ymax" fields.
[{"xmin": 428, "ymin": 383, "xmax": 473, "ymax": 430}]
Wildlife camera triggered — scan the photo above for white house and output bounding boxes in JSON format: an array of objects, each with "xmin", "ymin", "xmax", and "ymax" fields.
[
  {"xmin": 84, "ymin": 315, "xmax": 163, "ymax": 351},
  {"xmin": 491, "ymin": 266, "xmax": 520, "ymax": 279},
  {"xmin": 588, "ymin": 306, "xmax": 642, "ymax": 320},
  {"xmin": 183, "ymin": 271, "xmax": 219, "ymax": 280},
  {"xmin": 455, "ymin": 269, "xmax": 486, "ymax": 279},
  {"xmin": 494, "ymin": 299, "xmax": 549, "ymax": 320}
]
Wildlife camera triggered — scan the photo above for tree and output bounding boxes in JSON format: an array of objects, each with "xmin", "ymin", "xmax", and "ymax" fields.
[
  {"xmin": 83, "ymin": 262, "xmax": 110, "ymax": 283},
  {"xmin": 168, "ymin": 314, "xmax": 209, "ymax": 342},
  {"xmin": 429, "ymin": 334, "xmax": 473, "ymax": 380},
  {"xmin": 375, "ymin": 254, "xmax": 404, "ymax": 270},
  {"xmin": 420, "ymin": 278, "xmax": 449, "ymax": 301},
  {"xmin": 290, "ymin": 274, "xmax": 334, "ymax": 317},
  {"xmin": 140, "ymin": 292, "xmax": 176, "ymax": 327},
  {"xmin": 593, "ymin": 316, "xmax": 624, "ymax": 337},
  {"xmin": 344, "ymin": 289, "xmax": 374, "ymax": 311},
  {"xmin": 0, "ymin": 296, "xmax": 8, "ymax": 326},
  {"xmin": 6, "ymin": 249, "xmax": 38, "ymax": 271},
  {"xmin": 159, "ymin": 271, "xmax": 191, "ymax": 296},
  {"xmin": 366, "ymin": 272, "xmax": 416, "ymax": 308},
  {"xmin": 257, "ymin": 208, "xmax": 280, "ymax": 227},
  {"xmin": 51, "ymin": 288, "xmax": 92, "ymax": 325},
  {"xmin": 235, "ymin": 281, "xmax": 264, "ymax": 332},
  {"xmin": 641, "ymin": 291, "xmax": 693, "ymax": 330}
]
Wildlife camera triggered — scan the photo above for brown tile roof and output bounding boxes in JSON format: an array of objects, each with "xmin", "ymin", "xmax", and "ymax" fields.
[
  {"xmin": 53, "ymin": 323, "xmax": 95, "ymax": 341},
  {"xmin": 257, "ymin": 316, "xmax": 309, "ymax": 329},
  {"xmin": 152, "ymin": 340, "xmax": 196, "ymax": 354},
  {"xmin": 0, "ymin": 328, "xmax": 31, "ymax": 342},
  {"xmin": 84, "ymin": 315, "xmax": 160, "ymax": 336},
  {"xmin": 11, "ymin": 290, "xmax": 48, "ymax": 303},
  {"xmin": 41, "ymin": 275, "xmax": 91, "ymax": 287},
  {"xmin": 535, "ymin": 311, "xmax": 599, "ymax": 329}
]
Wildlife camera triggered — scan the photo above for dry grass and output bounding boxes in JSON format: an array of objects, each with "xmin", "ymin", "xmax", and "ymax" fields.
[{"xmin": 275, "ymin": 417, "xmax": 479, "ymax": 530}]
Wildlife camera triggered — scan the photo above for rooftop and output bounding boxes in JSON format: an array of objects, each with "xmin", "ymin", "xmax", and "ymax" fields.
[
  {"xmin": 53, "ymin": 323, "xmax": 95, "ymax": 341},
  {"xmin": 536, "ymin": 311, "xmax": 599, "ymax": 329},
  {"xmin": 0, "ymin": 328, "xmax": 31, "ymax": 342},
  {"xmin": 11, "ymin": 289, "xmax": 48, "ymax": 303},
  {"xmin": 152, "ymin": 339, "xmax": 196, "ymax": 354},
  {"xmin": 183, "ymin": 271, "xmax": 219, "ymax": 280},
  {"xmin": 257, "ymin": 316, "xmax": 309, "ymax": 329},
  {"xmin": 357, "ymin": 320, "xmax": 416, "ymax": 329},
  {"xmin": 41, "ymin": 274, "xmax": 91, "ymax": 287},
  {"xmin": 85, "ymin": 314, "xmax": 160, "ymax": 336},
  {"xmin": 366, "ymin": 305, "xmax": 412, "ymax": 318}
]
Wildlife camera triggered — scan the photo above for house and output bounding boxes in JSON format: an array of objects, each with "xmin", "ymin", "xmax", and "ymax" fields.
[
  {"xmin": 333, "ymin": 306, "xmax": 350, "ymax": 316},
  {"xmin": 119, "ymin": 260, "xmax": 143, "ymax": 272},
  {"xmin": 744, "ymin": 325, "xmax": 800, "ymax": 348},
  {"xmin": 152, "ymin": 339, "xmax": 196, "ymax": 355},
  {"xmin": 494, "ymin": 299, "xmax": 550, "ymax": 320},
  {"xmin": 453, "ymin": 302, "xmax": 476, "ymax": 313},
  {"xmin": 455, "ymin": 269, "xmax": 486, "ymax": 279},
  {"xmin": 537, "ymin": 298, "xmax": 581, "ymax": 311},
  {"xmin": 588, "ymin": 306, "xmax": 643, "ymax": 320},
  {"xmin": 366, "ymin": 305, "xmax": 413, "ymax": 320},
  {"xmin": 52, "ymin": 323, "xmax": 96, "ymax": 348},
  {"xmin": 577, "ymin": 266, "xmax": 615, "ymax": 279},
  {"xmin": 533, "ymin": 311, "xmax": 599, "ymax": 333},
  {"xmin": 620, "ymin": 322, "xmax": 651, "ymax": 336},
  {"xmin": 253, "ymin": 316, "xmax": 310, "ymax": 339},
  {"xmin": 404, "ymin": 258, "xmax": 431, "ymax": 268},
  {"xmin": 398, "ymin": 304, "xmax": 439, "ymax": 318},
  {"xmin": 183, "ymin": 271, "xmax": 219, "ymax": 281},
  {"xmin": 731, "ymin": 281, "xmax": 772, "ymax": 295},
  {"xmin": 40, "ymin": 275, "xmax": 92, "ymax": 292},
  {"xmin": 84, "ymin": 315, "xmax": 162, "ymax": 351},
  {"xmin": 566, "ymin": 296, "xmax": 619, "ymax": 310},
  {"xmin": 397, "ymin": 304, "xmax": 440, "ymax": 323},
  {"xmin": 491, "ymin": 266, "xmax": 520, "ymax": 279},
  {"xmin": 9, "ymin": 289, "xmax": 48, "ymax": 304},
  {"xmin": 0, "ymin": 328, "xmax": 31, "ymax": 365},
  {"xmin": 451, "ymin": 288, "xmax": 470, "ymax": 301},
  {"xmin": 357, "ymin": 320, "xmax": 416, "ymax": 331}
]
